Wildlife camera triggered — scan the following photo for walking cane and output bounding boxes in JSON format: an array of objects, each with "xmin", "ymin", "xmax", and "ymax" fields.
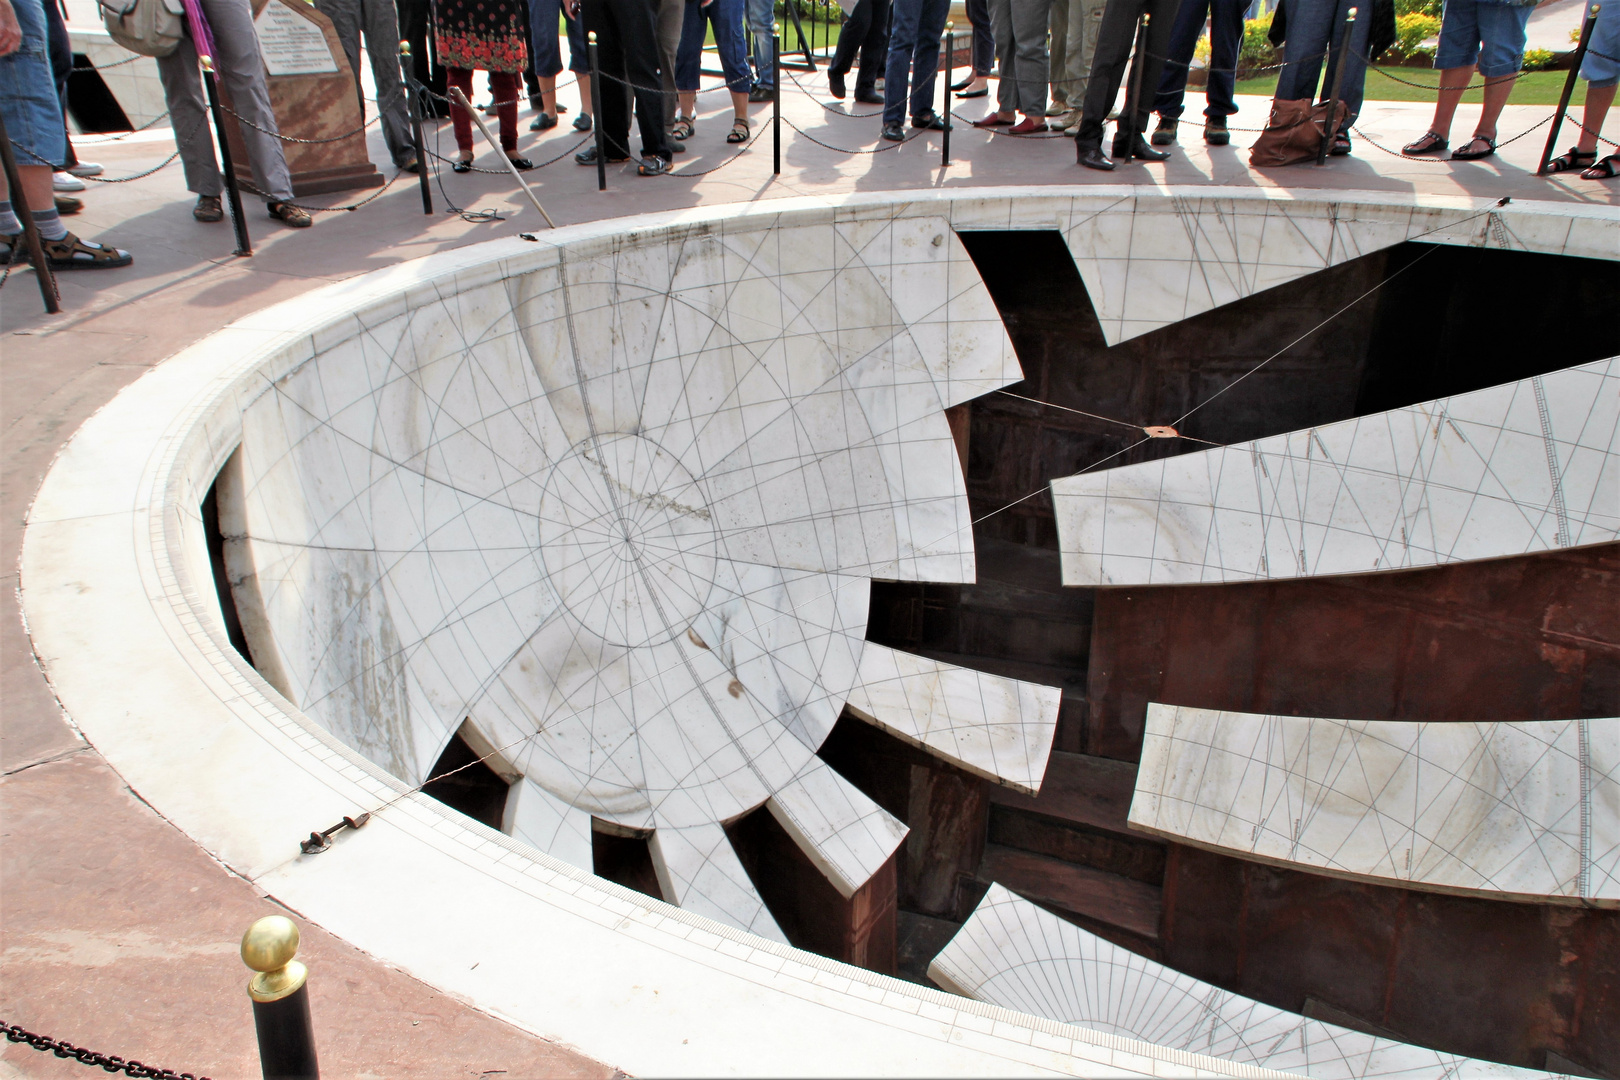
[
  {"xmin": 0, "ymin": 111, "xmax": 59, "ymax": 313},
  {"xmin": 399, "ymin": 42, "xmax": 434, "ymax": 214},
  {"xmin": 447, "ymin": 87, "xmax": 557, "ymax": 227},
  {"xmin": 1539, "ymin": 3, "xmax": 1601, "ymax": 174},
  {"xmin": 200, "ymin": 55, "xmax": 252, "ymax": 256}
]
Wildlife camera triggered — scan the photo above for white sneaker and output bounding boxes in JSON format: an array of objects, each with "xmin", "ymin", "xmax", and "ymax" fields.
[
  {"xmin": 53, "ymin": 171, "xmax": 85, "ymax": 192},
  {"xmin": 67, "ymin": 162, "xmax": 104, "ymax": 177},
  {"xmin": 1051, "ymin": 108, "xmax": 1082, "ymax": 132}
]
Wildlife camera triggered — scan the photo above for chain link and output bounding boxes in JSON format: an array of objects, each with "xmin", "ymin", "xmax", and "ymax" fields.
[{"xmin": 2, "ymin": 1022, "xmax": 212, "ymax": 1080}]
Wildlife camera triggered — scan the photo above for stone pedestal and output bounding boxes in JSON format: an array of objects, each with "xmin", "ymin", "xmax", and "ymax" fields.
[{"xmin": 221, "ymin": 0, "xmax": 383, "ymax": 197}]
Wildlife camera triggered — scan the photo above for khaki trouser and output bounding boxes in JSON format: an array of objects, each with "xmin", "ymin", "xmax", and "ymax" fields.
[{"xmin": 1048, "ymin": 0, "xmax": 1108, "ymax": 108}]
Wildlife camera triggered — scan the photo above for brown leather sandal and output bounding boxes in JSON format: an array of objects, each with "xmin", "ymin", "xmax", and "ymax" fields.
[{"xmin": 40, "ymin": 232, "xmax": 133, "ymax": 270}]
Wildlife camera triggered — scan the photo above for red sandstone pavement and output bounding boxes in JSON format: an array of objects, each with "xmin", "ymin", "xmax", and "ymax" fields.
[{"xmin": 1, "ymin": 70, "xmax": 1615, "ymax": 1079}]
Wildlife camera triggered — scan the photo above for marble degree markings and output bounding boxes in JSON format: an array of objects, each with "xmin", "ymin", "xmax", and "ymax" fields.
[
  {"xmin": 223, "ymin": 211, "xmax": 1061, "ymax": 934},
  {"xmin": 1129, "ymin": 703, "xmax": 1620, "ymax": 906},
  {"xmin": 1051, "ymin": 358, "xmax": 1620, "ymax": 586},
  {"xmin": 931, "ymin": 884, "xmax": 1562, "ymax": 1080}
]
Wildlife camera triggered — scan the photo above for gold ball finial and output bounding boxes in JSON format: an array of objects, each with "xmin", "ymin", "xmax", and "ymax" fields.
[
  {"xmin": 946, "ymin": 19, "xmax": 955, "ymax": 30},
  {"xmin": 588, "ymin": 30, "xmax": 597, "ymax": 42},
  {"xmin": 199, "ymin": 54, "xmax": 214, "ymax": 72},
  {"xmin": 242, "ymin": 916, "xmax": 309, "ymax": 1002},
  {"xmin": 242, "ymin": 915, "xmax": 299, "ymax": 972}
]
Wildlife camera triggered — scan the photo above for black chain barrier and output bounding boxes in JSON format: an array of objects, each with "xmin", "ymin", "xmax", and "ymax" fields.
[{"xmin": 2, "ymin": 1021, "xmax": 212, "ymax": 1080}]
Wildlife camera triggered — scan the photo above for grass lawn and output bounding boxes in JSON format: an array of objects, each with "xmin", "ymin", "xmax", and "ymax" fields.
[{"xmin": 1233, "ymin": 68, "xmax": 1573, "ymax": 105}]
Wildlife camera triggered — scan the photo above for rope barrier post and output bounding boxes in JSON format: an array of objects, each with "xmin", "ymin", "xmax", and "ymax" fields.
[
  {"xmin": 201, "ymin": 55, "xmax": 253, "ymax": 257},
  {"xmin": 398, "ymin": 41, "xmax": 434, "ymax": 214},
  {"xmin": 942, "ymin": 22, "xmax": 953, "ymax": 166},
  {"xmin": 1538, "ymin": 2, "xmax": 1600, "ymax": 174},
  {"xmin": 0, "ymin": 112, "xmax": 59, "ymax": 314},
  {"xmin": 1120, "ymin": 13, "xmax": 1150, "ymax": 158},
  {"xmin": 588, "ymin": 32, "xmax": 608, "ymax": 191},
  {"xmin": 773, "ymin": 24, "xmax": 782, "ymax": 175},
  {"xmin": 1317, "ymin": 6, "xmax": 1356, "ymax": 166},
  {"xmin": 447, "ymin": 86, "xmax": 557, "ymax": 227},
  {"xmin": 242, "ymin": 916, "xmax": 319, "ymax": 1080}
]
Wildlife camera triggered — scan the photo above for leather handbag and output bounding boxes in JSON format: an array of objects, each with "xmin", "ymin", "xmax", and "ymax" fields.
[{"xmin": 1249, "ymin": 98, "xmax": 1348, "ymax": 167}]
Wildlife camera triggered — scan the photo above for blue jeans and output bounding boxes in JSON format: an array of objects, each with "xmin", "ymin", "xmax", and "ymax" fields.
[
  {"xmin": 1273, "ymin": 0, "xmax": 1372, "ymax": 131},
  {"xmin": 1154, "ymin": 0, "xmax": 1244, "ymax": 119},
  {"xmin": 0, "ymin": 0, "xmax": 65, "ymax": 168},
  {"xmin": 747, "ymin": 0, "xmax": 774, "ymax": 87},
  {"xmin": 883, "ymin": 0, "xmax": 951, "ymax": 125},
  {"xmin": 1434, "ymin": 0, "xmax": 1533, "ymax": 78},
  {"xmin": 678, "ymin": 0, "xmax": 751, "ymax": 91},
  {"xmin": 530, "ymin": 0, "xmax": 590, "ymax": 76}
]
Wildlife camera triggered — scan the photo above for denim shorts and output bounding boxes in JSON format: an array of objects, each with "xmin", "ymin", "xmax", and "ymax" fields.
[
  {"xmin": 0, "ymin": 0, "xmax": 67, "ymax": 169},
  {"xmin": 529, "ymin": 0, "xmax": 589, "ymax": 77},
  {"xmin": 1435, "ymin": 0, "xmax": 1534, "ymax": 77},
  {"xmin": 675, "ymin": 0, "xmax": 750, "ymax": 93},
  {"xmin": 1580, "ymin": 0, "xmax": 1619, "ymax": 89}
]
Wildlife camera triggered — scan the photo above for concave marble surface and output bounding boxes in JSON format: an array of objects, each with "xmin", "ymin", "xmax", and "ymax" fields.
[
  {"xmin": 1129, "ymin": 703, "xmax": 1620, "ymax": 906},
  {"xmin": 1052, "ymin": 358, "xmax": 1620, "ymax": 586},
  {"xmin": 932, "ymin": 884, "xmax": 1565, "ymax": 1079}
]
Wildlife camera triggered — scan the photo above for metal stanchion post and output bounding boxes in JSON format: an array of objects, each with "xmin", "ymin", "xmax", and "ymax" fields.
[
  {"xmin": 0, "ymin": 112, "xmax": 59, "ymax": 314},
  {"xmin": 1539, "ymin": 3, "xmax": 1601, "ymax": 174},
  {"xmin": 1317, "ymin": 6, "xmax": 1356, "ymax": 166},
  {"xmin": 447, "ymin": 86, "xmax": 557, "ymax": 226},
  {"xmin": 588, "ymin": 32, "xmax": 607, "ymax": 191},
  {"xmin": 398, "ymin": 41, "xmax": 434, "ymax": 215},
  {"xmin": 1120, "ymin": 14, "xmax": 1150, "ymax": 160},
  {"xmin": 941, "ymin": 22, "xmax": 953, "ymax": 166},
  {"xmin": 773, "ymin": 25, "xmax": 782, "ymax": 175},
  {"xmin": 201, "ymin": 56, "xmax": 253, "ymax": 256},
  {"xmin": 242, "ymin": 917, "xmax": 319, "ymax": 1080}
]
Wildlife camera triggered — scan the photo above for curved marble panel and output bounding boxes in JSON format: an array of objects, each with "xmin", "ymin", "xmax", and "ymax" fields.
[
  {"xmin": 1052, "ymin": 359, "xmax": 1620, "ymax": 586},
  {"xmin": 932, "ymin": 884, "xmax": 1563, "ymax": 1079},
  {"xmin": 1129, "ymin": 703, "xmax": 1620, "ymax": 906}
]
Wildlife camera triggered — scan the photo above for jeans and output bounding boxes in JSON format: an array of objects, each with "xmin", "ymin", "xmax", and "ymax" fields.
[
  {"xmin": 747, "ymin": 0, "xmax": 774, "ymax": 87},
  {"xmin": 397, "ymin": 0, "xmax": 450, "ymax": 116},
  {"xmin": 1273, "ymin": 0, "xmax": 1372, "ymax": 131},
  {"xmin": 828, "ymin": 0, "xmax": 892, "ymax": 91},
  {"xmin": 992, "ymin": 0, "xmax": 1053, "ymax": 116},
  {"xmin": 1153, "ymin": 0, "xmax": 1244, "ymax": 119},
  {"xmin": 883, "ymin": 0, "xmax": 950, "ymax": 125},
  {"xmin": 531, "ymin": 0, "xmax": 590, "ymax": 75},
  {"xmin": 0, "ymin": 0, "xmax": 64, "ymax": 168},
  {"xmin": 584, "ymin": 0, "xmax": 672, "ymax": 158},
  {"xmin": 964, "ymin": 0, "xmax": 995, "ymax": 73},
  {"xmin": 678, "ymin": 0, "xmax": 752, "ymax": 91}
]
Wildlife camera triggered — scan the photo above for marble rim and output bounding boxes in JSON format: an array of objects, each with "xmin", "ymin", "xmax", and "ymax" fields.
[{"xmin": 19, "ymin": 187, "xmax": 1616, "ymax": 1079}]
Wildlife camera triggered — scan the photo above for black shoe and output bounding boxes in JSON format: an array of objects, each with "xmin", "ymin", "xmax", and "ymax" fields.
[
  {"xmin": 1204, "ymin": 117, "xmax": 1230, "ymax": 145},
  {"xmin": 911, "ymin": 110, "xmax": 946, "ymax": 130},
  {"xmin": 575, "ymin": 145, "xmax": 629, "ymax": 165},
  {"xmin": 1151, "ymin": 117, "xmax": 1177, "ymax": 145},
  {"xmin": 1077, "ymin": 142, "xmax": 1115, "ymax": 170},
  {"xmin": 531, "ymin": 112, "xmax": 558, "ymax": 131},
  {"xmin": 829, "ymin": 71, "xmax": 846, "ymax": 99},
  {"xmin": 1330, "ymin": 132, "xmax": 1352, "ymax": 156},
  {"xmin": 637, "ymin": 155, "xmax": 672, "ymax": 176},
  {"xmin": 507, "ymin": 156, "xmax": 535, "ymax": 170},
  {"xmin": 1113, "ymin": 133, "xmax": 1170, "ymax": 162},
  {"xmin": 854, "ymin": 89, "xmax": 884, "ymax": 105},
  {"xmin": 950, "ymin": 75, "xmax": 974, "ymax": 91},
  {"xmin": 881, "ymin": 122, "xmax": 906, "ymax": 142},
  {"xmin": 451, "ymin": 156, "xmax": 472, "ymax": 173},
  {"xmin": 748, "ymin": 85, "xmax": 775, "ymax": 103},
  {"xmin": 573, "ymin": 113, "xmax": 592, "ymax": 132}
]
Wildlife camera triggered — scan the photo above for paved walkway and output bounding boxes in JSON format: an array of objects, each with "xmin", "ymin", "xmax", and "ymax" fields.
[{"xmin": 1, "ymin": 68, "xmax": 1615, "ymax": 1078}]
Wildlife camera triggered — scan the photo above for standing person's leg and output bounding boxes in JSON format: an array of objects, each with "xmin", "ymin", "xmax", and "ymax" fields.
[
  {"xmin": 710, "ymin": 0, "xmax": 753, "ymax": 133},
  {"xmin": 198, "ymin": 0, "xmax": 304, "ymax": 214},
  {"xmin": 967, "ymin": 0, "xmax": 994, "ymax": 76},
  {"xmin": 1272, "ymin": 0, "xmax": 1332, "ymax": 107},
  {"xmin": 314, "ymin": 0, "xmax": 366, "ymax": 116},
  {"xmin": 1073, "ymin": 0, "xmax": 1142, "ymax": 159},
  {"xmin": 490, "ymin": 69, "xmax": 528, "ymax": 151},
  {"xmin": 855, "ymin": 0, "xmax": 890, "ymax": 93},
  {"xmin": 589, "ymin": 0, "xmax": 635, "ymax": 156},
  {"xmin": 656, "ymin": 0, "xmax": 681, "ymax": 130},
  {"xmin": 1008, "ymin": 0, "xmax": 1051, "ymax": 121},
  {"xmin": 906, "ymin": 0, "xmax": 949, "ymax": 121},
  {"xmin": 530, "ymin": 0, "xmax": 564, "ymax": 124},
  {"xmin": 1313, "ymin": 0, "xmax": 1369, "ymax": 143},
  {"xmin": 881, "ymin": 0, "xmax": 922, "ymax": 131},
  {"xmin": 675, "ymin": 0, "xmax": 704, "ymax": 114},
  {"xmin": 747, "ymin": 0, "xmax": 774, "ymax": 94},
  {"xmin": 1568, "ymin": 1, "xmax": 1618, "ymax": 169},
  {"xmin": 1150, "ymin": 0, "xmax": 1206, "ymax": 140},
  {"xmin": 360, "ymin": 0, "xmax": 417, "ymax": 162},
  {"xmin": 1049, "ymin": 0, "xmax": 1069, "ymax": 108},
  {"xmin": 516, "ymin": 0, "xmax": 542, "ymax": 103},
  {"xmin": 156, "ymin": 36, "xmax": 224, "ymax": 196},
  {"xmin": 830, "ymin": 0, "xmax": 871, "ymax": 85},
  {"xmin": 1458, "ymin": 0, "xmax": 1530, "ymax": 150},
  {"xmin": 983, "ymin": 0, "xmax": 1018, "ymax": 122},
  {"xmin": 1116, "ymin": 0, "xmax": 1174, "ymax": 147},
  {"xmin": 565, "ymin": 11, "xmax": 595, "ymax": 124},
  {"xmin": 41, "ymin": 0, "xmax": 78, "ymax": 169},
  {"xmin": 447, "ymin": 65, "xmax": 477, "ymax": 155},
  {"xmin": 1199, "ymin": 0, "xmax": 1241, "ymax": 139},
  {"xmin": 606, "ymin": 0, "xmax": 671, "ymax": 162}
]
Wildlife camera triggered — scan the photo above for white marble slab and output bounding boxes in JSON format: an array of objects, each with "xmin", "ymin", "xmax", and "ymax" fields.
[
  {"xmin": 933, "ymin": 884, "xmax": 1564, "ymax": 1079},
  {"xmin": 69, "ymin": 27, "xmax": 168, "ymax": 131},
  {"xmin": 1053, "ymin": 358, "xmax": 1620, "ymax": 586},
  {"xmin": 768, "ymin": 757, "xmax": 909, "ymax": 899},
  {"xmin": 649, "ymin": 822, "xmax": 789, "ymax": 942},
  {"xmin": 845, "ymin": 643, "xmax": 1062, "ymax": 794},
  {"xmin": 1130, "ymin": 703, "xmax": 1620, "ymax": 906}
]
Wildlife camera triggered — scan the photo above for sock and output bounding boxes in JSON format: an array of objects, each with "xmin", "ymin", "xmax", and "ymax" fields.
[
  {"xmin": 0, "ymin": 200, "xmax": 18, "ymax": 236},
  {"xmin": 30, "ymin": 207, "xmax": 68, "ymax": 242}
]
